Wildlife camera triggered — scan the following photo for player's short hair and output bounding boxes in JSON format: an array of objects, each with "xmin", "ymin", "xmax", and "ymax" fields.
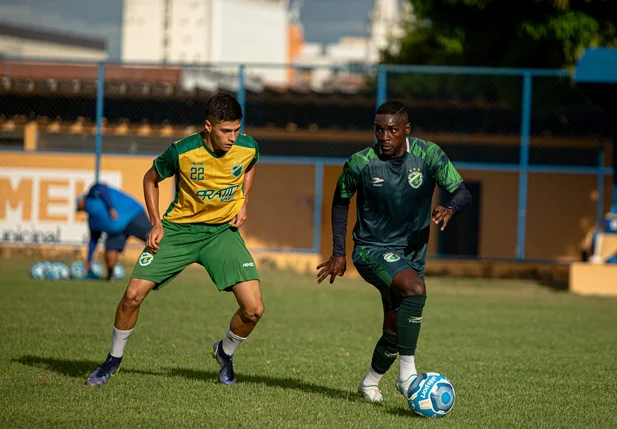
[
  {"xmin": 376, "ymin": 100, "xmax": 409, "ymax": 124},
  {"xmin": 206, "ymin": 93, "xmax": 243, "ymax": 124}
]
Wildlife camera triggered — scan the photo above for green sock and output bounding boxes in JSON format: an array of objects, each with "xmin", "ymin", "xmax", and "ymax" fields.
[
  {"xmin": 370, "ymin": 330, "xmax": 398, "ymax": 374},
  {"xmin": 395, "ymin": 295, "xmax": 427, "ymax": 355}
]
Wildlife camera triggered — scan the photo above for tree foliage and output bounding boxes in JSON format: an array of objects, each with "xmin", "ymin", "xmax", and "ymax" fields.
[{"xmin": 384, "ymin": 0, "xmax": 617, "ymax": 68}]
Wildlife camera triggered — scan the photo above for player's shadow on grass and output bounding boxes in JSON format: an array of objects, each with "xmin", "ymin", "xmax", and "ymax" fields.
[
  {"xmin": 15, "ymin": 355, "xmax": 162, "ymax": 378},
  {"xmin": 170, "ymin": 368, "xmax": 362, "ymax": 403},
  {"xmin": 15, "ymin": 355, "xmax": 363, "ymax": 403}
]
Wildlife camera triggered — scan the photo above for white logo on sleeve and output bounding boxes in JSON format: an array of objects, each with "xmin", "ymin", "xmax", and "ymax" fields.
[{"xmin": 242, "ymin": 262, "xmax": 255, "ymax": 268}]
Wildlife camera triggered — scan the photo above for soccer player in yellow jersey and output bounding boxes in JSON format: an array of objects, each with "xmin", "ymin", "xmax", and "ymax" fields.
[{"xmin": 87, "ymin": 94, "xmax": 263, "ymax": 386}]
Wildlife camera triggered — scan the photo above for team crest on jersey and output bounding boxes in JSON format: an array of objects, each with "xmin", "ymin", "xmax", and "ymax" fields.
[
  {"xmin": 408, "ymin": 168, "xmax": 423, "ymax": 189},
  {"xmin": 231, "ymin": 163, "xmax": 244, "ymax": 178},
  {"xmin": 383, "ymin": 252, "xmax": 400, "ymax": 262},
  {"xmin": 139, "ymin": 252, "xmax": 153, "ymax": 267}
]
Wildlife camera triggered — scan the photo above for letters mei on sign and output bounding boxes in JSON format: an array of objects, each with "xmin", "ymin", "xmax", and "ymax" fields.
[{"xmin": 0, "ymin": 168, "xmax": 122, "ymax": 244}]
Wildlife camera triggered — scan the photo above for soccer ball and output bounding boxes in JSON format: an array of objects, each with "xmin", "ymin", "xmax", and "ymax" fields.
[
  {"xmin": 30, "ymin": 262, "xmax": 47, "ymax": 280},
  {"xmin": 70, "ymin": 260, "xmax": 104, "ymax": 280},
  {"xmin": 112, "ymin": 263, "xmax": 126, "ymax": 280},
  {"xmin": 40, "ymin": 261, "xmax": 53, "ymax": 273},
  {"xmin": 46, "ymin": 264, "xmax": 63, "ymax": 281},
  {"xmin": 53, "ymin": 262, "xmax": 70, "ymax": 280},
  {"xmin": 70, "ymin": 261, "xmax": 86, "ymax": 279},
  {"xmin": 90, "ymin": 261, "xmax": 104, "ymax": 279},
  {"xmin": 406, "ymin": 372, "xmax": 455, "ymax": 418}
]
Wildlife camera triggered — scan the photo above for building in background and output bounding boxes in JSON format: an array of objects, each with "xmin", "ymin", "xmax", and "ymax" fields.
[
  {"xmin": 0, "ymin": 22, "xmax": 107, "ymax": 61},
  {"xmin": 122, "ymin": 0, "xmax": 289, "ymax": 86},
  {"xmin": 120, "ymin": 0, "xmax": 409, "ymax": 92},
  {"xmin": 286, "ymin": 0, "xmax": 305, "ymax": 86},
  {"xmin": 367, "ymin": 0, "xmax": 408, "ymax": 64},
  {"xmin": 293, "ymin": 38, "xmax": 369, "ymax": 92},
  {"xmin": 293, "ymin": 0, "xmax": 409, "ymax": 91}
]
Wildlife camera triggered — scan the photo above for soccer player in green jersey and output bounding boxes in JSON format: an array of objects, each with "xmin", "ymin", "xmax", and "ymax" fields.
[
  {"xmin": 87, "ymin": 94, "xmax": 264, "ymax": 387},
  {"xmin": 316, "ymin": 100, "xmax": 471, "ymax": 403}
]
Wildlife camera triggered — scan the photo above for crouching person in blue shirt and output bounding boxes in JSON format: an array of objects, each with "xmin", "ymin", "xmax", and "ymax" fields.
[{"xmin": 77, "ymin": 183, "xmax": 151, "ymax": 280}]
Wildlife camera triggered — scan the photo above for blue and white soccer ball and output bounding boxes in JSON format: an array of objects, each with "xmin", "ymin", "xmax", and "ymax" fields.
[
  {"xmin": 90, "ymin": 261, "xmax": 104, "ymax": 279},
  {"xmin": 30, "ymin": 262, "xmax": 47, "ymax": 280},
  {"xmin": 112, "ymin": 263, "xmax": 125, "ymax": 280},
  {"xmin": 53, "ymin": 262, "xmax": 70, "ymax": 280},
  {"xmin": 406, "ymin": 372, "xmax": 455, "ymax": 418},
  {"xmin": 60, "ymin": 264, "xmax": 71, "ymax": 280},
  {"xmin": 70, "ymin": 261, "xmax": 86, "ymax": 279},
  {"xmin": 46, "ymin": 264, "xmax": 63, "ymax": 281},
  {"xmin": 70, "ymin": 260, "xmax": 105, "ymax": 280}
]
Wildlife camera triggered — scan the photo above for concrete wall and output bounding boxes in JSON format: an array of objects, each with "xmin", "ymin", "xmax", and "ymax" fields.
[
  {"xmin": 0, "ymin": 151, "xmax": 611, "ymax": 271},
  {"xmin": 319, "ymin": 165, "xmax": 611, "ymax": 268},
  {"xmin": 0, "ymin": 152, "xmax": 314, "ymax": 253}
]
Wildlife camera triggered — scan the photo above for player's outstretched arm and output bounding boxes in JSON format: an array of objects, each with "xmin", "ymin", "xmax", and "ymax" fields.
[
  {"xmin": 143, "ymin": 167, "xmax": 163, "ymax": 253},
  {"xmin": 426, "ymin": 142, "xmax": 472, "ymax": 231},
  {"xmin": 316, "ymin": 189, "xmax": 351, "ymax": 284},
  {"xmin": 230, "ymin": 165, "xmax": 256, "ymax": 228},
  {"xmin": 432, "ymin": 183, "xmax": 472, "ymax": 231}
]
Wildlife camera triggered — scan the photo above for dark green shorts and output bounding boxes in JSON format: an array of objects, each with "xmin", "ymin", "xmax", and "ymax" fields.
[
  {"xmin": 352, "ymin": 244, "xmax": 426, "ymax": 303},
  {"xmin": 131, "ymin": 220, "xmax": 259, "ymax": 291}
]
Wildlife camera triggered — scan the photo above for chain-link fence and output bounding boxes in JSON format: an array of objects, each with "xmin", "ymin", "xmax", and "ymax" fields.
[{"xmin": 0, "ymin": 60, "xmax": 613, "ymax": 262}]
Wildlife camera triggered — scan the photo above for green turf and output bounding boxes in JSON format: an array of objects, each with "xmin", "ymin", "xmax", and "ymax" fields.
[{"xmin": 1, "ymin": 258, "xmax": 616, "ymax": 428}]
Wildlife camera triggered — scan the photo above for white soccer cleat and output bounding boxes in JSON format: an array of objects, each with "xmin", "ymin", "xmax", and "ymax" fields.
[
  {"xmin": 358, "ymin": 383, "xmax": 384, "ymax": 403},
  {"xmin": 396, "ymin": 374, "xmax": 417, "ymax": 398}
]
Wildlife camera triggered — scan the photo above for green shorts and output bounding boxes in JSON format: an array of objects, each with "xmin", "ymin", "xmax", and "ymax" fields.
[
  {"xmin": 352, "ymin": 244, "xmax": 426, "ymax": 304},
  {"xmin": 131, "ymin": 220, "xmax": 259, "ymax": 291}
]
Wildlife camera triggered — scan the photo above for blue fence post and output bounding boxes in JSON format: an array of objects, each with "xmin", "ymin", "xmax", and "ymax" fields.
[
  {"xmin": 312, "ymin": 160, "xmax": 325, "ymax": 255},
  {"xmin": 237, "ymin": 64, "xmax": 246, "ymax": 133},
  {"xmin": 612, "ymin": 134, "xmax": 617, "ymax": 209},
  {"xmin": 376, "ymin": 65, "xmax": 387, "ymax": 110},
  {"xmin": 516, "ymin": 72, "xmax": 533, "ymax": 261},
  {"xmin": 597, "ymin": 149, "xmax": 605, "ymax": 229},
  {"xmin": 94, "ymin": 61, "xmax": 105, "ymax": 183}
]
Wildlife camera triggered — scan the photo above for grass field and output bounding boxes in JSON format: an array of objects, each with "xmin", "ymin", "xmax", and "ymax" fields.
[{"xmin": 1, "ymin": 258, "xmax": 616, "ymax": 428}]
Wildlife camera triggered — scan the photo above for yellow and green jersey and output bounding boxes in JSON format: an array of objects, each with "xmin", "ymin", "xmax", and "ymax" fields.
[{"xmin": 153, "ymin": 131, "xmax": 259, "ymax": 225}]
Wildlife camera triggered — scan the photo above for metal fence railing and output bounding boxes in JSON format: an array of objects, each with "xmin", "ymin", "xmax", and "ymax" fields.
[{"xmin": 0, "ymin": 59, "xmax": 613, "ymax": 262}]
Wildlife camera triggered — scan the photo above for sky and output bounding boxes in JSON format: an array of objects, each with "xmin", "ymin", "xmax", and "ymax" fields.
[{"xmin": 0, "ymin": 0, "xmax": 374, "ymax": 60}]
